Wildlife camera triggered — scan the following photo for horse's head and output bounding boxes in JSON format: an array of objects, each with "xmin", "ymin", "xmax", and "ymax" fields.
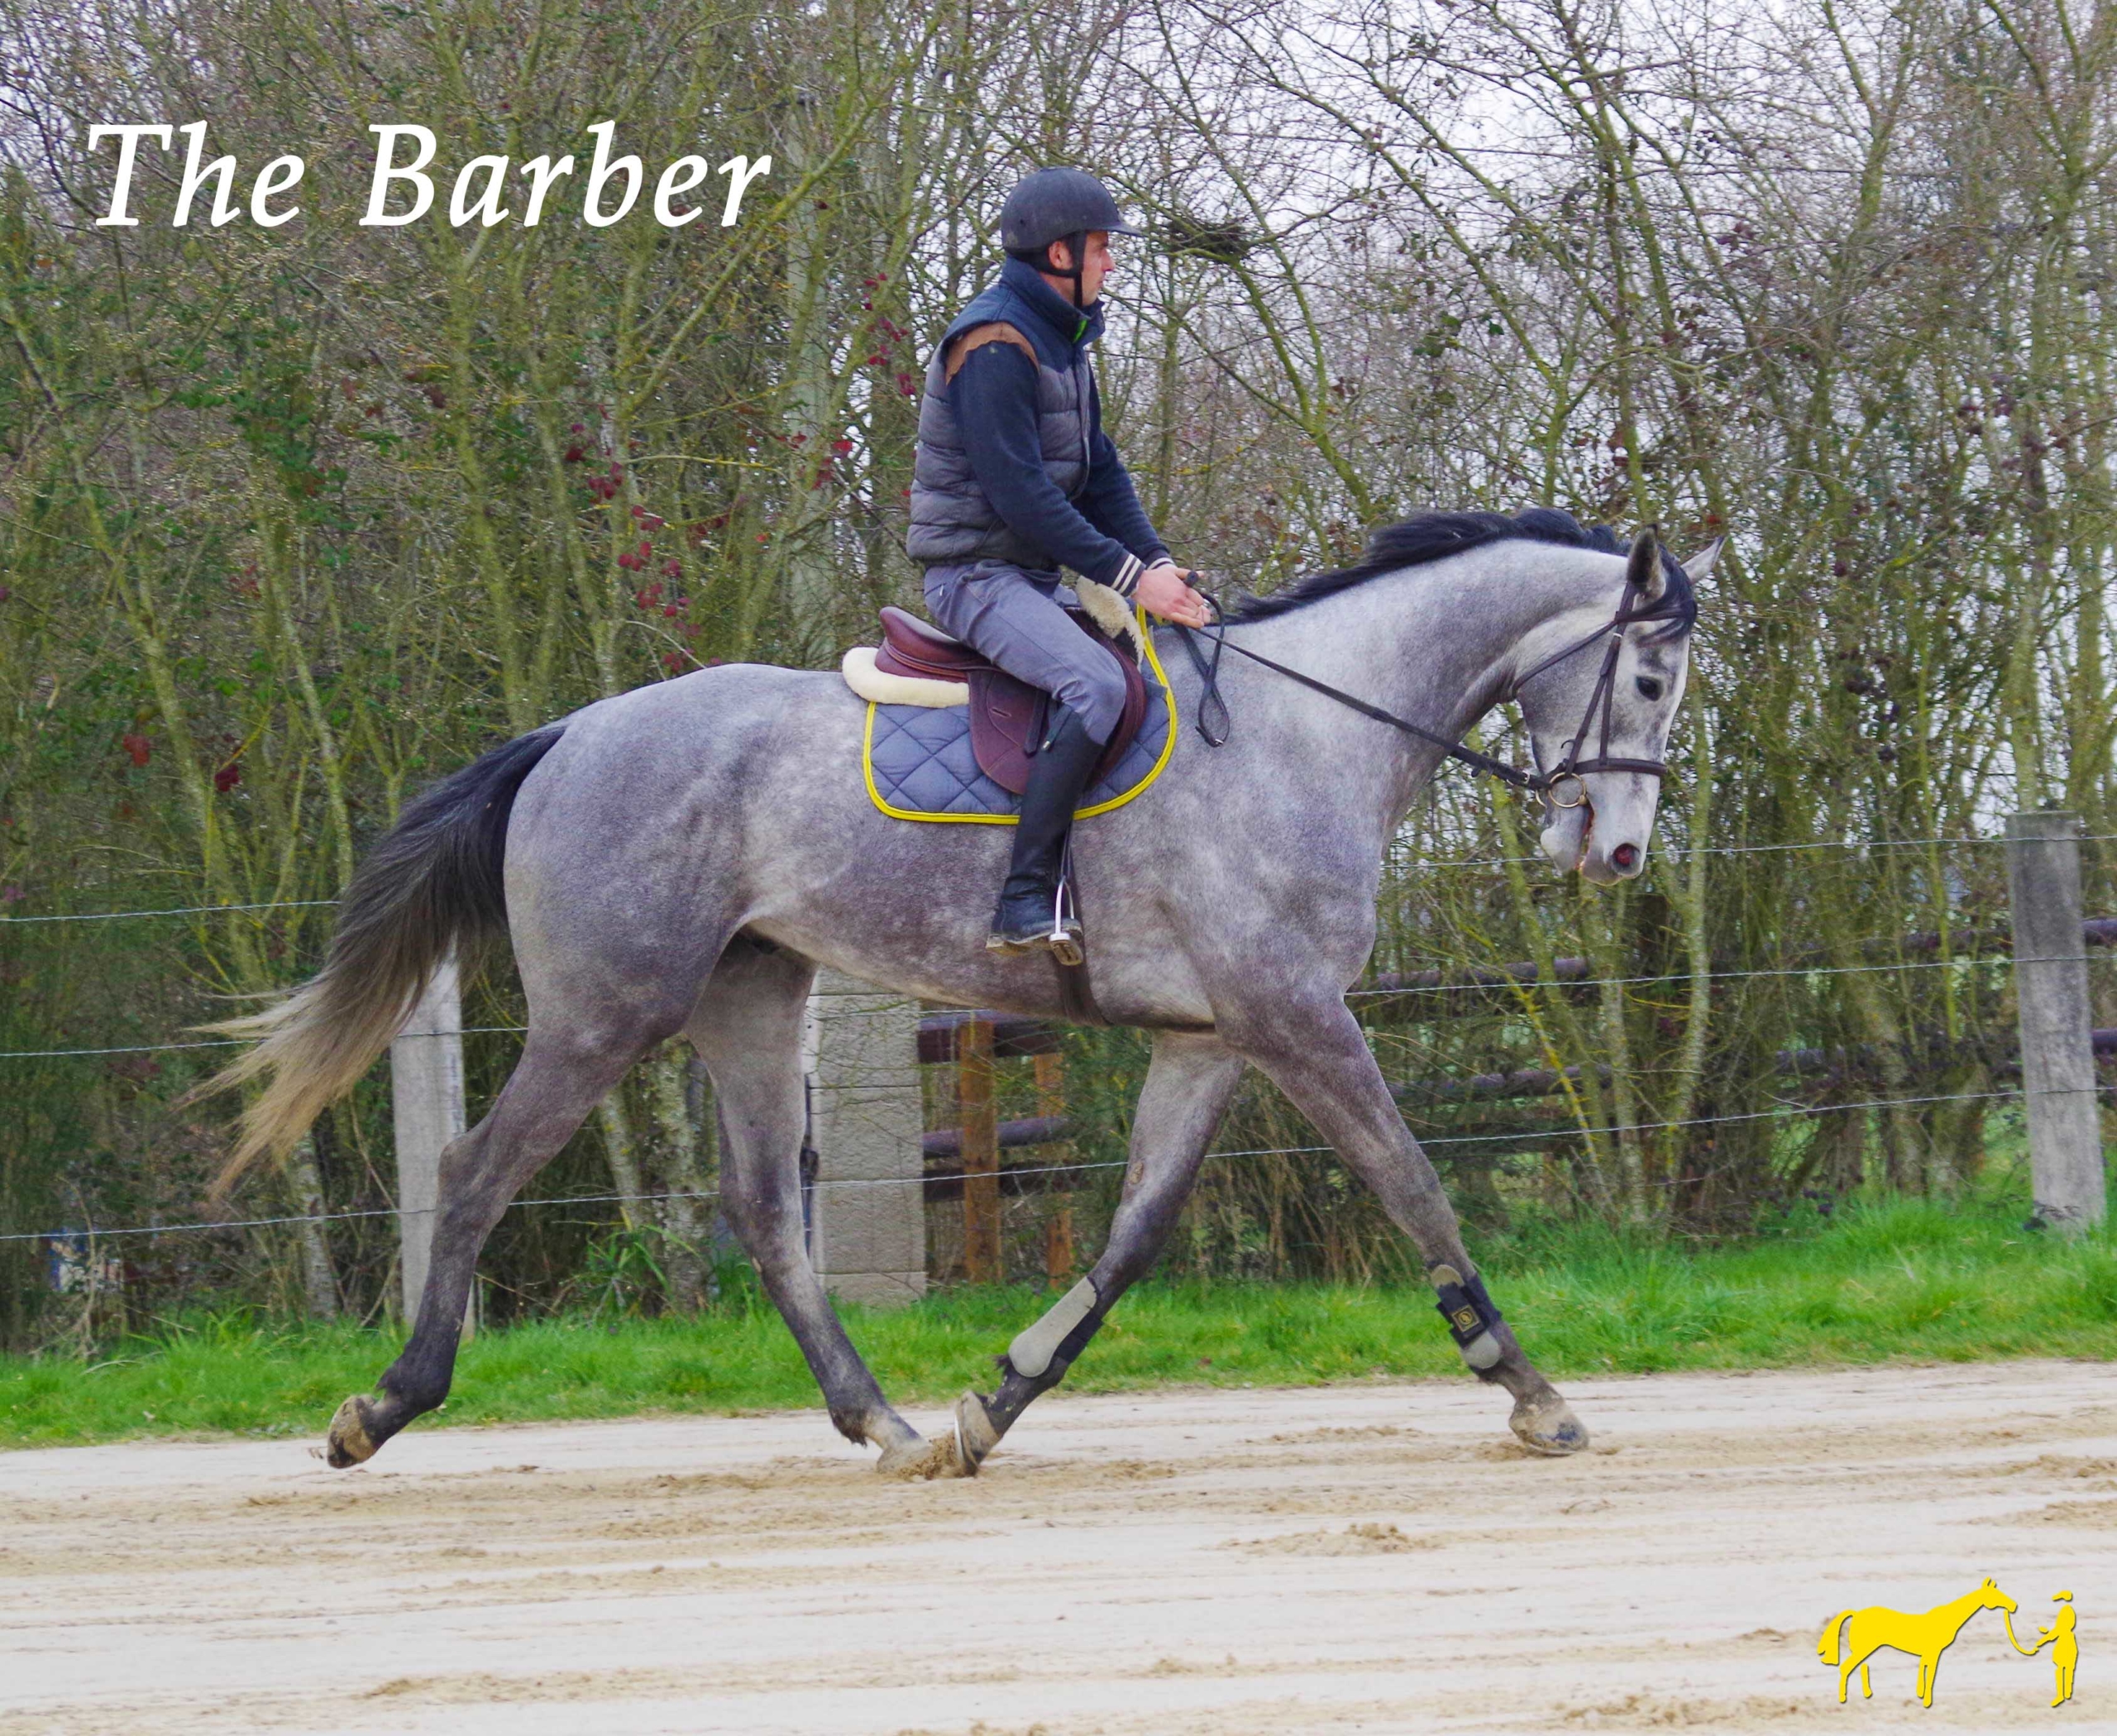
[
  {"xmin": 1517, "ymin": 529, "xmax": 1718, "ymax": 886},
  {"xmin": 1980, "ymin": 1576, "xmax": 2018, "ymax": 1614}
]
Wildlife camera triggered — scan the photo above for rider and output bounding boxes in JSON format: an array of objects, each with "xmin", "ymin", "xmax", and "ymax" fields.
[{"xmin": 906, "ymin": 165, "xmax": 1211, "ymax": 957}]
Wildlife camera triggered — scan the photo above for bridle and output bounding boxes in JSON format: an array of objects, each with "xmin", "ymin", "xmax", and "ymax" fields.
[
  {"xmin": 1510, "ymin": 567, "xmax": 1683, "ymax": 807},
  {"xmin": 1171, "ymin": 559, "xmax": 1684, "ymax": 806}
]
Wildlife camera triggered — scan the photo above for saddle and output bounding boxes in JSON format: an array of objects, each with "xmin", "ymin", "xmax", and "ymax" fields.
[{"xmin": 872, "ymin": 605, "xmax": 1149, "ymax": 796}]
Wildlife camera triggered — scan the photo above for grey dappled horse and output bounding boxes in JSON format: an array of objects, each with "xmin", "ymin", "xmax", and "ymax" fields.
[{"xmin": 208, "ymin": 508, "xmax": 1713, "ymax": 1479}]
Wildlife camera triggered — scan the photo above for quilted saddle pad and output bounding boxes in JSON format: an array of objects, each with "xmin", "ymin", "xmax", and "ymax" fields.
[{"xmin": 862, "ymin": 626, "xmax": 1178, "ymax": 824}]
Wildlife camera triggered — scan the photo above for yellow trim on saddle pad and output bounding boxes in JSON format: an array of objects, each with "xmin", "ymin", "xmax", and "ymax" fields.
[{"xmin": 862, "ymin": 605, "xmax": 1178, "ymax": 825}]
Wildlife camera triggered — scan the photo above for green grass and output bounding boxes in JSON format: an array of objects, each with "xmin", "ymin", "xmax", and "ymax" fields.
[{"xmin": 6, "ymin": 1195, "xmax": 2115, "ymax": 1449}]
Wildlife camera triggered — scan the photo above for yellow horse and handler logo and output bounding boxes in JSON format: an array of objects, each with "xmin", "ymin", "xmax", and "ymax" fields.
[{"xmin": 1818, "ymin": 1577, "xmax": 2078, "ymax": 1709}]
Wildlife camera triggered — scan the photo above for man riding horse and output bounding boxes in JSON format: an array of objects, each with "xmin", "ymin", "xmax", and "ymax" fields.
[{"xmin": 906, "ymin": 166, "xmax": 1213, "ymax": 956}]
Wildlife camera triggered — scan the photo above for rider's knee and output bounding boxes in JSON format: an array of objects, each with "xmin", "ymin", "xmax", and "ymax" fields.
[{"xmin": 1067, "ymin": 661, "xmax": 1126, "ymax": 744}]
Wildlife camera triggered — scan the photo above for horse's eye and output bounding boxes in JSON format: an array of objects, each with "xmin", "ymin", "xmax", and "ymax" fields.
[{"xmin": 1635, "ymin": 676, "xmax": 1664, "ymax": 701}]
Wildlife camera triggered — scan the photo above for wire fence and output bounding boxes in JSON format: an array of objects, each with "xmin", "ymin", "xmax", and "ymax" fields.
[
  {"xmin": 1, "ymin": 1084, "xmax": 2045, "ymax": 1249},
  {"xmin": 7, "ymin": 831, "xmax": 2114, "ymax": 927},
  {"xmin": 4, "ymin": 829, "xmax": 2100, "ymax": 1288},
  {"xmin": 5, "ymin": 947, "xmax": 2104, "ymax": 1062},
  {"xmin": 6, "ymin": 830, "xmax": 2105, "ymax": 1066}
]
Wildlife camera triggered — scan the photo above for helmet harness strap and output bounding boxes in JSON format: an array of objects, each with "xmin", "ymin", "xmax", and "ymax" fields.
[{"xmin": 1048, "ymin": 227, "xmax": 1090, "ymax": 309}]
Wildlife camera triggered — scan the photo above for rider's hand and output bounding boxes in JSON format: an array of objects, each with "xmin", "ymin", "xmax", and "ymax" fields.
[{"xmin": 1135, "ymin": 560, "xmax": 1211, "ymax": 629}]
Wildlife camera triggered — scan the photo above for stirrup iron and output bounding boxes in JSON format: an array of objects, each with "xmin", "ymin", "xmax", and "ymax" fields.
[{"xmin": 1048, "ymin": 873, "xmax": 1083, "ymax": 967}]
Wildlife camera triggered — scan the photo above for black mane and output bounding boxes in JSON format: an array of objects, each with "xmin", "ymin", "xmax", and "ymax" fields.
[{"xmin": 1221, "ymin": 507, "xmax": 1697, "ymax": 637}]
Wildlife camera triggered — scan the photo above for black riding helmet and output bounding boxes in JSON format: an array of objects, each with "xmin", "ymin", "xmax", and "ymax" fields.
[{"xmin": 1000, "ymin": 167, "xmax": 1145, "ymax": 311}]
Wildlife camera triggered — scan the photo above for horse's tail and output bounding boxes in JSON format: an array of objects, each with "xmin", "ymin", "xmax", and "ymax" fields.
[
  {"xmin": 194, "ymin": 725, "xmax": 566, "ymax": 1193},
  {"xmin": 1818, "ymin": 1609, "xmax": 1854, "ymax": 1666}
]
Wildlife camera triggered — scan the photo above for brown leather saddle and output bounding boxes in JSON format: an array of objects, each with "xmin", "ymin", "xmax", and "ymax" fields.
[{"xmin": 875, "ymin": 605, "xmax": 1149, "ymax": 796}]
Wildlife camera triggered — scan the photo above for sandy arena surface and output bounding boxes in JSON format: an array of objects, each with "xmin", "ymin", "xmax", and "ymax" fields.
[{"xmin": 1, "ymin": 1361, "xmax": 2110, "ymax": 1734}]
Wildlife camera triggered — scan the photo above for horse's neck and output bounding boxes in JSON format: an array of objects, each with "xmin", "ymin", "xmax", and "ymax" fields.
[
  {"xmin": 1935, "ymin": 1590, "xmax": 1988, "ymax": 1633},
  {"xmin": 1232, "ymin": 545, "xmax": 1619, "ymax": 817}
]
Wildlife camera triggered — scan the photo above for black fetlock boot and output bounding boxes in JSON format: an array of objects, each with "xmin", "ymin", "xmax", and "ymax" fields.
[{"xmin": 987, "ymin": 704, "xmax": 1107, "ymax": 961}]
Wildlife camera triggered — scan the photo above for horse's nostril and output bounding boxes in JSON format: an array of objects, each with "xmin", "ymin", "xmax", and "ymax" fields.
[{"xmin": 1613, "ymin": 844, "xmax": 1639, "ymax": 871}]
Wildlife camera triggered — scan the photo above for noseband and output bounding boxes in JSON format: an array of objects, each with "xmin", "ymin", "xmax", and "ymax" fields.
[{"xmin": 1173, "ymin": 567, "xmax": 1680, "ymax": 800}]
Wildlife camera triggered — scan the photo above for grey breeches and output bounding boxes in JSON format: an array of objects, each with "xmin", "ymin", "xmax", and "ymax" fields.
[{"xmin": 921, "ymin": 560, "xmax": 1128, "ymax": 745}]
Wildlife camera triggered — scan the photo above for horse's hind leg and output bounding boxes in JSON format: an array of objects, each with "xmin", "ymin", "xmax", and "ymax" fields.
[
  {"xmin": 686, "ymin": 939, "xmax": 927, "ymax": 1471},
  {"xmin": 326, "ymin": 1026, "xmax": 652, "ymax": 1466},
  {"xmin": 943, "ymin": 1031, "xmax": 1247, "ymax": 1475}
]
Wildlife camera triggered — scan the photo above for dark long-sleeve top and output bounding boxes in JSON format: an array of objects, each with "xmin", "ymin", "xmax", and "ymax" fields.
[{"xmin": 949, "ymin": 338, "xmax": 1170, "ymax": 595}]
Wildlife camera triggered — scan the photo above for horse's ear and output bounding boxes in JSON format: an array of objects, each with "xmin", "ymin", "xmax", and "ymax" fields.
[
  {"xmin": 1627, "ymin": 525, "xmax": 1662, "ymax": 603},
  {"xmin": 1683, "ymin": 536, "xmax": 1726, "ymax": 584}
]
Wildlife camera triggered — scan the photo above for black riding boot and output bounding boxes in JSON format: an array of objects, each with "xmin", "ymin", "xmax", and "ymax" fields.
[{"xmin": 987, "ymin": 705, "xmax": 1106, "ymax": 961}]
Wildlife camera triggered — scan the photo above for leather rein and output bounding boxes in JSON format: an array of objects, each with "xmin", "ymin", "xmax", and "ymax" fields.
[{"xmin": 1170, "ymin": 570, "xmax": 1678, "ymax": 809}]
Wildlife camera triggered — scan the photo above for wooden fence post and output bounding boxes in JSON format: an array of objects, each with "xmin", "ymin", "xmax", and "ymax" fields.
[
  {"xmin": 1033, "ymin": 1049, "xmax": 1074, "ymax": 1281},
  {"xmin": 390, "ymin": 953, "xmax": 475, "ymax": 1333},
  {"xmin": 2006, "ymin": 811, "xmax": 2108, "ymax": 1233},
  {"xmin": 959, "ymin": 1013, "xmax": 1001, "ymax": 1281}
]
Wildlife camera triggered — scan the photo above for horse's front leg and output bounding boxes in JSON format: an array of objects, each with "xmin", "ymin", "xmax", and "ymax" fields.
[
  {"xmin": 937, "ymin": 1031, "xmax": 1246, "ymax": 1476},
  {"xmin": 1224, "ymin": 992, "xmax": 1588, "ymax": 1454}
]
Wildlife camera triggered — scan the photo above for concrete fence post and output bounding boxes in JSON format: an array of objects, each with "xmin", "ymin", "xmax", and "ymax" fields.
[
  {"xmin": 802, "ymin": 970, "xmax": 927, "ymax": 1305},
  {"xmin": 390, "ymin": 953, "xmax": 475, "ymax": 1331},
  {"xmin": 2006, "ymin": 811, "xmax": 2108, "ymax": 1233}
]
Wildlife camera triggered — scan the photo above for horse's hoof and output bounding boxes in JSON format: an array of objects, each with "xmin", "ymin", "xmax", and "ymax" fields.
[
  {"xmin": 1509, "ymin": 1390, "xmax": 1589, "ymax": 1456},
  {"xmin": 951, "ymin": 1388, "xmax": 1001, "ymax": 1475},
  {"xmin": 325, "ymin": 1394, "xmax": 380, "ymax": 1468}
]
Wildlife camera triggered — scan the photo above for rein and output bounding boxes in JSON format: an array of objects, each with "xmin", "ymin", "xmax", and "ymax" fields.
[
  {"xmin": 2001, "ymin": 1607, "xmax": 2045, "ymax": 1658},
  {"xmin": 1170, "ymin": 568, "xmax": 1678, "ymax": 806}
]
